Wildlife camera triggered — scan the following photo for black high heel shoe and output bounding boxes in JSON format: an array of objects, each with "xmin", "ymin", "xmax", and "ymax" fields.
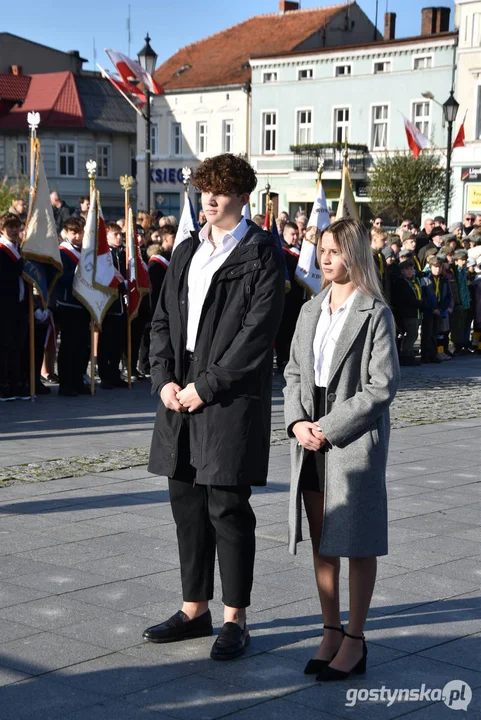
[
  {"xmin": 303, "ymin": 625, "xmax": 345, "ymax": 675},
  {"xmin": 315, "ymin": 631, "xmax": 367, "ymax": 682}
]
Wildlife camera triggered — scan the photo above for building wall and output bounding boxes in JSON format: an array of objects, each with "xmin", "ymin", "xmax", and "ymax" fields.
[
  {"xmin": 298, "ymin": 3, "xmax": 382, "ymax": 51},
  {"xmin": 451, "ymin": 0, "xmax": 481, "ymax": 223},
  {"xmin": 1, "ymin": 130, "xmax": 135, "ymax": 219},
  {"xmin": 136, "ymin": 87, "xmax": 249, "ymax": 216},
  {"xmin": 0, "ymin": 34, "xmax": 84, "ymax": 75},
  {"xmin": 250, "ymin": 35, "xmax": 455, "ymax": 219}
]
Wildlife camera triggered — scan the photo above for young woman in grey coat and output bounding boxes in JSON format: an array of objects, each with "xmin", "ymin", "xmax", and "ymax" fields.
[{"xmin": 284, "ymin": 219, "xmax": 400, "ymax": 682}]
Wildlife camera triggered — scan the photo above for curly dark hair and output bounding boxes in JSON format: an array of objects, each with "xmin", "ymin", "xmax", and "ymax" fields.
[
  {"xmin": 0, "ymin": 212, "xmax": 22, "ymax": 231},
  {"xmin": 191, "ymin": 154, "xmax": 257, "ymax": 195}
]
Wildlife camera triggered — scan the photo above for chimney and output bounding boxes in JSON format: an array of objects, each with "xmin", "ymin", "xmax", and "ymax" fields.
[
  {"xmin": 9, "ymin": 65, "xmax": 22, "ymax": 75},
  {"xmin": 384, "ymin": 12, "xmax": 396, "ymax": 40},
  {"xmin": 421, "ymin": 7, "xmax": 451, "ymax": 35},
  {"xmin": 279, "ymin": 1, "xmax": 299, "ymax": 13}
]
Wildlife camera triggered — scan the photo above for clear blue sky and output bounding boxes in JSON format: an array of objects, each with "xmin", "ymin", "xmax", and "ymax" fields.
[{"xmin": 4, "ymin": 0, "xmax": 455, "ymax": 71}]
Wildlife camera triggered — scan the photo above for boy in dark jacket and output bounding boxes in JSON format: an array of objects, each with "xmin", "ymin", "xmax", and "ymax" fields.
[
  {"xmin": 392, "ymin": 259, "xmax": 423, "ymax": 365},
  {"xmin": 0, "ymin": 213, "xmax": 28, "ymax": 400},
  {"xmin": 56, "ymin": 216, "xmax": 90, "ymax": 396},
  {"xmin": 421, "ymin": 256, "xmax": 453, "ymax": 363},
  {"xmin": 145, "ymin": 154, "xmax": 285, "ymax": 660}
]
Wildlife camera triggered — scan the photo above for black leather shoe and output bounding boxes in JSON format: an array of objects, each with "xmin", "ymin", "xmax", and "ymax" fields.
[
  {"xmin": 316, "ymin": 632, "xmax": 367, "ymax": 682},
  {"xmin": 304, "ymin": 624, "xmax": 344, "ymax": 675},
  {"xmin": 210, "ymin": 622, "xmax": 250, "ymax": 661},
  {"xmin": 143, "ymin": 609, "xmax": 213, "ymax": 643}
]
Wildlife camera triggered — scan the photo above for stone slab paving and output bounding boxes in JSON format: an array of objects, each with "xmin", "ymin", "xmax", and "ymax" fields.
[{"xmin": 0, "ymin": 360, "xmax": 480, "ymax": 717}]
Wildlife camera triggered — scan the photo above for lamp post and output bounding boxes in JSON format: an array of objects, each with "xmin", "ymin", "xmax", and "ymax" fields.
[
  {"xmin": 137, "ymin": 33, "xmax": 158, "ymax": 213},
  {"xmin": 442, "ymin": 90, "xmax": 459, "ymax": 223}
]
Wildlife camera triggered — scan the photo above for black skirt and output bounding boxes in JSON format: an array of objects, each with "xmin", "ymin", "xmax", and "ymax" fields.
[{"xmin": 299, "ymin": 386, "xmax": 326, "ymax": 493}]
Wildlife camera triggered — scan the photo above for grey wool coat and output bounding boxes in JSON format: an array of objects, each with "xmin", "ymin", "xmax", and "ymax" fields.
[{"xmin": 283, "ymin": 288, "xmax": 400, "ymax": 558}]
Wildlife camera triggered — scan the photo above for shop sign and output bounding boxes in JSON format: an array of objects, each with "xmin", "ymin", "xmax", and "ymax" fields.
[
  {"xmin": 461, "ymin": 167, "xmax": 481, "ymax": 182},
  {"xmin": 466, "ymin": 184, "xmax": 481, "ymax": 212},
  {"xmin": 151, "ymin": 168, "xmax": 184, "ymax": 183}
]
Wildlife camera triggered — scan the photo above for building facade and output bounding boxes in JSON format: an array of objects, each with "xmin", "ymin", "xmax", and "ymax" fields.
[
  {"xmin": 249, "ymin": 8, "xmax": 456, "ymax": 222},
  {"xmin": 451, "ymin": 0, "xmax": 481, "ymax": 223},
  {"xmin": 137, "ymin": 0, "xmax": 379, "ymax": 217}
]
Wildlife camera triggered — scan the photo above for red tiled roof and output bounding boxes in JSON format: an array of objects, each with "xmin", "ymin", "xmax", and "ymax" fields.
[
  {"xmin": 154, "ymin": 3, "xmax": 351, "ymax": 90},
  {"xmin": 0, "ymin": 74, "xmax": 31, "ymax": 102},
  {"xmin": 0, "ymin": 71, "xmax": 85, "ymax": 129}
]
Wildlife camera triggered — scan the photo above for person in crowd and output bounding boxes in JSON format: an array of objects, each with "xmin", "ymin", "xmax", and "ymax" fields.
[
  {"xmin": 433, "ymin": 216, "xmax": 447, "ymax": 232},
  {"xmin": 400, "ymin": 219, "xmax": 413, "ymax": 232},
  {"xmin": 450, "ymin": 249, "xmax": 473, "ymax": 355},
  {"xmin": 418, "ymin": 227, "xmax": 446, "ymax": 266},
  {"xmin": 392, "ymin": 258, "xmax": 423, "ymax": 365},
  {"xmin": 296, "ymin": 215, "xmax": 308, "ymax": 242},
  {"xmin": 464, "ymin": 213, "xmax": 476, "ymax": 235},
  {"xmin": 252, "ymin": 214, "xmax": 264, "ymax": 227},
  {"xmin": 329, "ymin": 211, "xmax": 337, "ymax": 224},
  {"xmin": 73, "ymin": 196, "xmax": 90, "ymax": 220},
  {"xmin": 275, "ymin": 221, "xmax": 305, "ymax": 372},
  {"xmin": 449, "ymin": 222, "xmax": 463, "ymax": 241},
  {"xmin": 474, "ymin": 214, "xmax": 481, "ymax": 229},
  {"xmin": 98, "ymin": 223, "xmax": 128, "ymax": 390},
  {"xmin": 56, "ymin": 217, "xmax": 90, "ymax": 396},
  {"xmin": 0, "ymin": 213, "xmax": 28, "ymax": 400},
  {"xmin": 50, "ymin": 192, "xmax": 71, "ymax": 237},
  {"xmin": 416, "ymin": 218, "xmax": 435, "ymax": 253},
  {"xmin": 145, "ymin": 153, "xmax": 285, "ymax": 661},
  {"xmin": 420, "ymin": 256, "xmax": 453, "ymax": 363},
  {"xmin": 388, "ymin": 235, "xmax": 401, "ymax": 260},
  {"xmin": 284, "ymin": 218, "xmax": 399, "ymax": 682},
  {"xmin": 8, "ymin": 197, "xmax": 27, "ymax": 223},
  {"xmin": 370, "ymin": 228, "xmax": 390, "ymax": 302},
  {"xmin": 372, "ymin": 217, "xmax": 383, "ymax": 230},
  {"xmin": 400, "ymin": 233, "xmax": 422, "ymax": 274},
  {"xmin": 472, "ymin": 259, "xmax": 481, "ymax": 352}
]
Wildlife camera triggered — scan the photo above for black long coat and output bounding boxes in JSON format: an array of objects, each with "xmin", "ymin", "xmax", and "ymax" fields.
[{"xmin": 148, "ymin": 222, "xmax": 285, "ymax": 486}]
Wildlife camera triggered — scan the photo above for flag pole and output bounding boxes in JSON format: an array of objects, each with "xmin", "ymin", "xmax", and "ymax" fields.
[
  {"xmin": 86, "ymin": 159, "xmax": 98, "ymax": 396},
  {"xmin": 27, "ymin": 112, "xmax": 40, "ymax": 403},
  {"xmin": 120, "ymin": 174, "xmax": 134, "ymax": 389}
]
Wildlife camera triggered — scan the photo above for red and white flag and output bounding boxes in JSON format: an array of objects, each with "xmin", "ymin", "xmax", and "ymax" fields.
[
  {"xmin": 453, "ymin": 113, "xmax": 466, "ymax": 149},
  {"xmin": 126, "ymin": 207, "xmax": 149, "ymax": 320},
  {"xmin": 105, "ymin": 49, "xmax": 163, "ymax": 95},
  {"xmin": 403, "ymin": 116, "xmax": 430, "ymax": 158},
  {"xmin": 99, "ymin": 64, "xmax": 146, "ymax": 106}
]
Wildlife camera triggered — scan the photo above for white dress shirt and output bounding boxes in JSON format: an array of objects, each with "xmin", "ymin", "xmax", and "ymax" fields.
[
  {"xmin": 313, "ymin": 288, "xmax": 358, "ymax": 387},
  {"xmin": 186, "ymin": 217, "xmax": 248, "ymax": 351}
]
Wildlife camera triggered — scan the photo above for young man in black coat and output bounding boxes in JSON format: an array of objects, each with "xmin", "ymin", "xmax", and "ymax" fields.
[
  {"xmin": 145, "ymin": 154, "xmax": 285, "ymax": 660},
  {"xmin": 275, "ymin": 221, "xmax": 305, "ymax": 372}
]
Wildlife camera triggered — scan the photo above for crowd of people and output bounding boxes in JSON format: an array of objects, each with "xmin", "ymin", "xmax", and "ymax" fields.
[
  {"xmin": 0, "ymin": 193, "xmax": 178, "ymax": 401},
  {"xmin": 2, "ymin": 187, "xmax": 481, "ymax": 401}
]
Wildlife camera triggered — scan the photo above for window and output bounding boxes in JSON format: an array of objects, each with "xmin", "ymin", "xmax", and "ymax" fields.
[
  {"xmin": 412, "ymin": 101, "xmax": 430, "ymax": 136},
  {"xmin": 155, "ymin": 191, "xmax": 180, "ymax": 220},
  {"xmin": 477, "ymin": 87, "xmax": 481, "ymax": 139},
  {"xmin": 335, "ymin": 65, "xmax": 351, "ymax": 77},
  {"xmin": 172, "ymin": 122, "xmax": 182, "ymax": 156},
  {"xmin": 150, "ymin": 124, "xmax": 158, "ymax": 155},
  {"xmin": 222, "ymin": 120, "xmax": 234, "ymax": 153},
  {"xmin": 196, "ymin": 122, "xmax": 208, "ymax": 154},
  {"xmin": 96, "ymin": 144, "xmax": 111, "ymax": 178},
  {"xmin": 373, "ymin": 61, "xmax": 391, "ymax": 74},
  {"xmin": 263, "ymin": 71, "xmax": 278, "ymax": 83},
  {"xmin": 58, "ymin": 142, "xmax": 76, "ymax": 176},
  {"xmin": 413, "ymin": 56, "xmax": 432, "ymax": 70},
  {"xmin": 262, "ymin": 112, "xmax": 277, "ymax": 153},
  {"xmin": 17, "ymin": 141, "xmax": 28, "ymax": 175},
  {"xmin": 296, "ymin": 110, "xmax": 312, "ymax": 144},
  {"xmin": 473, "ymin": 13, "xmax": 481, "ymax": 46},
  {"xmin": 333, "ymin": 108, "xmax": 350, "ymax": 143},
  {"xmin": 130, "ymin": 145, "xmax": 137, "ymax": 179},
  {"xmin": 298, "ymin": 68, "xmax": 313, "ymax": 80},
  {"xmin": 371, "ymin": 105, "xmax": 389, "ymax": 150}
]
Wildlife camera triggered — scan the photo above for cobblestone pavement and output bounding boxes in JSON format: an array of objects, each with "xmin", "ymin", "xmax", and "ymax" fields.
[{"xmin": 2, "ymin": 356, "xmax": 481, "ymax": 485}]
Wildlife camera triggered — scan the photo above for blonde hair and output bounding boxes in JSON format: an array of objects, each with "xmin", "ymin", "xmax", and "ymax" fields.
[{"xmin": 318, "ymin": 219, "xmax": 385, "ymax": 303}]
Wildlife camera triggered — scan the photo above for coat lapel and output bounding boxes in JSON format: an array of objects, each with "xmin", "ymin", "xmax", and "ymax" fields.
[{"xmin": 327, "ymin": 291, "xmax": 375, "ymax": 386}]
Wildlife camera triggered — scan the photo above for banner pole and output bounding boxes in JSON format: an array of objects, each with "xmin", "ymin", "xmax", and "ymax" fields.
[
  {"xmin": 120, "ymin": 174, "xmax": 134, "ymax": 389},
  {"xmin": 86, "ymin": 159, "xmax": 98, "ymax": 395},
  {"xmin": 28, "ymin": 286, "xmax": 36, "ymax": 402}
]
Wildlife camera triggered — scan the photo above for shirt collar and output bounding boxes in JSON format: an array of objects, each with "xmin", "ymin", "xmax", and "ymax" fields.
[
  {"xmin": 321, "ymin": 287, "xmax": 358, "ymax": 315},
  {"xmin": 198, "ymin": 217, "xmax": 249, "ymax": 247}
]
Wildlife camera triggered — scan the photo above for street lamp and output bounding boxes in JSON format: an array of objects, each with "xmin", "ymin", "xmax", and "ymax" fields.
[
  {"xmin": 421, "ymin": 91, "xmax": 445, "ymax": 127},
  {"xmin": 442, "ymin": 90, "xmax": 459, "ymax": 223},
  {"xmin": 138, "ymin": 33, "xmax": 158, "ymax": 213}
]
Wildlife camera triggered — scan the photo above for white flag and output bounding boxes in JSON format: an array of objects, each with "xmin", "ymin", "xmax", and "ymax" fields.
[
  {"xmin": 173, "ymin": 192, "xmax": 198, "ymax": 252},
  {"xmin": 336, "ymin": 160, "xmax": 359, "ymax": 221},
  {"xmin": 295, "ymin": 182, "xmax": 329, "ymax": 296}
]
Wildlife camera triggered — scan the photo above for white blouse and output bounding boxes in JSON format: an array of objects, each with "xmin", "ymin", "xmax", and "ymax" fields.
[{"xmin": 313, "ymin": 288, "xmax": 358, "ymax": 387}]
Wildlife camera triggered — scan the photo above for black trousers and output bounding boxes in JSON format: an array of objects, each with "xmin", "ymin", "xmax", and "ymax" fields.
[
  {"xmin": 57, "ymin": 306, "xmax": 90, "ymax": 391},
  {"xmin": 98, "ymin": 313, "xmax": 125, "ymax": 383},
  {"xmin": 168, "ymin": 478, "xmax": 256, "ymax": 608},
  {"xmin": 421, "ymin": 314, "xmax": 441, "ymax": 362}
]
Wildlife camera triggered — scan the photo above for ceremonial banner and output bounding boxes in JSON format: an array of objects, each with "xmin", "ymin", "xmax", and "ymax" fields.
[
  {"xmin": 22, "ymin": 138, "xmax": 62, "ymax": 308},
  {"xmin": 403, "ymin": 116, "xmax": 429, "ymax": 158},
  {"xmin": 173, "ymin": 192, "xmax": 198, "ymax": 251},
  {"xmin": 336, "ymin": 159, "xmax": 359, "ymax": 221},
  {"xmin": 92, "ymin": 192, "xmax": 123, "ymax": 292},
  {"xmin": 105, "ymin": 49, "xmax": 163, "ymax": 95},
  {"xmin": 73, "ymin": 191, "xmax": 118, "ymax": 328},
  {"xmin": 126, "ymin": 207, "xmax": 149, "ymax": 320},
  {"xmin": 295, "ymin": 181, "xmax": 329, "ymax": 296}
]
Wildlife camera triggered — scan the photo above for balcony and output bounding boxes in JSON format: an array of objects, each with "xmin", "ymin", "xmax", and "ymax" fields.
[{"xmin": 291, "ymin": 143, "xmax": 369, "ymax": 174}]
